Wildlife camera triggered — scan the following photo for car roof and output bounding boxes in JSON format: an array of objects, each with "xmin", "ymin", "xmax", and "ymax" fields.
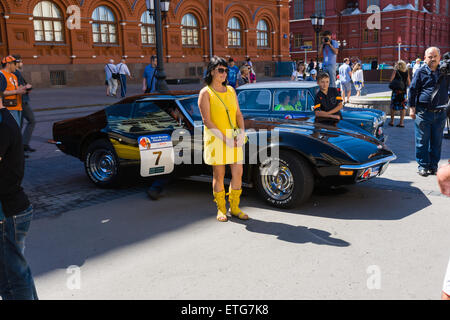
[
  {"xmin": 237, "ymin": 81, "xmax": 318, "ymax": 90},
  {"xmin": 118, "ymin": 90, "xmax": 199, "ymax": 104}
]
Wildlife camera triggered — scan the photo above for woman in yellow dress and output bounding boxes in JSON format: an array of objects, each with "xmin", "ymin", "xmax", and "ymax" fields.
[{"xmin": 198, "ymin": 56, "xmax": 248, "ymax": 222}]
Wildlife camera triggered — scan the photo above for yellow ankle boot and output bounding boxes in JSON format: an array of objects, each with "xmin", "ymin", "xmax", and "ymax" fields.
[
  {"xmin": 213, "ymin": 190, "xmax": 228, "ymax": 222},
  {"xmin": 227, "ymin": 187, "xmax": 249, "ymax": 220}
]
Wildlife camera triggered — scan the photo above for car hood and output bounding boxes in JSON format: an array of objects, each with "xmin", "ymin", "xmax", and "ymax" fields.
[
  {"xmin": 244, "ymin": 117, "xmax": 392, "ymax": 164},
  {"xmin": 341, "ymin": 107, "xmax": 382, "ymax": 121}
]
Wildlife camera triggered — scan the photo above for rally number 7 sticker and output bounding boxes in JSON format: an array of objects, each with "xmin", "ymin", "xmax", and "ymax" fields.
[
  {"xmin": 153, "ymin": 151, "xmax": 162, "ymax": 165},
  {"xmin": 139, "ymin": 134, "xmax": 174, "ymax": 177}
]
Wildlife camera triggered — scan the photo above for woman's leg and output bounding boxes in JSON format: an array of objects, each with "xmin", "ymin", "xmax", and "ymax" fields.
[
  {"xmin": 229, "ymin": 163, "xmax": 243, "ymax": 191},
  {"xmin": 228, "ymin": 163, "xmax": 248, "ymax": 219},
  {"xmin": 212, "ymin": 165, "xmax": 227, "ymax": 221},
  {"xmin": 390, "ymin": 109, "xmax": 395, "ymax": 125},
  {"xmin": 212, "ymin": 165, "xmax": 226, "ymax": 193},
  {"xmin": 400, "ymin": 109, "xmax": 406, "ymax": 126}
]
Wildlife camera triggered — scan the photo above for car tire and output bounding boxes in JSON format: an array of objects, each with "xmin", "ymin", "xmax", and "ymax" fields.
[
  {"xmin": 255, "ymin": 150, "xmax": 314, "ymax": 209},
  {"xmin": 84, "ymin": 139, "xmax": 122, "ymax": 188}
]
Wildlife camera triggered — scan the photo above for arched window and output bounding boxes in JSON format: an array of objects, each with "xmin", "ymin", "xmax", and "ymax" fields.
[
  {"xmin": 141, "ymin": 12, "xmax": 155, "ymax": 44},
  {"xmin": 33, "ymin": 1, "xmax": 64, "ymax": 42},
  {"xmin": 257, "ymin": 20, "xmax": 269, "ymax": 48},
  {"xmin": 227, "ymin": 17, "xmax": 242, "ymax": 47},
  {"xmin": 181, "ymin": 14, "xmax": 199, "ymax": 46},
  {"xmin": 92, "ymin": 6, "xmax": 117, "ymax": 44}
]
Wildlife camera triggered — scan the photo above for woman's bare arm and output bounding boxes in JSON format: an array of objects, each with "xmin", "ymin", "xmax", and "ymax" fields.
[{"xmin": 389, "ymin": 70, "xmax": 396, "ymax": 81}]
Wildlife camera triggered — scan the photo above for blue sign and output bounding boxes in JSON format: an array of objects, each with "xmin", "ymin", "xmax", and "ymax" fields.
[
  {"xmin": 300, "ymin": 45, "xmax": 313, "ymax": 50},
  {"xmin": 362, "ymin": 63, "xmax": 372, "ymax": 71}
]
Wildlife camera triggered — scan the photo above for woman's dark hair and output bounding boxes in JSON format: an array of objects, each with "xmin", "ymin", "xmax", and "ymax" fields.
[{"xmin": 204, "ymin": 56, "xmax": 228, "ymax": 86}]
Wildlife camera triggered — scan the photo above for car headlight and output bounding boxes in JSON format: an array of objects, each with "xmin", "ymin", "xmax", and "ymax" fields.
[
  {"xmin": 373, "ymin": 117, "xmax": 379, "ymax": 128},
  {"xmin": 380, "ymin": 112, "xmax": 387, "ymax": 124}
]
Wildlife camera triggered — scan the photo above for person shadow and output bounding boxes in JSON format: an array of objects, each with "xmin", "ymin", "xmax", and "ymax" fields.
[{"xmin": 229, "ymin": 217, "xmax": 350, "ymax": 247}]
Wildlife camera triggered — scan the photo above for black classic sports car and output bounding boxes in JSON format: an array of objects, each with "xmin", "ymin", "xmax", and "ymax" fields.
[{"xmin": 53, "ymin": 91, "xmax": 396, "ymax": 208}]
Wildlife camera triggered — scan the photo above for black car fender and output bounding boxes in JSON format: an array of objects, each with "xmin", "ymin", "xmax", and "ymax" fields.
[{"xmin": 79, "ymin": 131, "xmax": 111, "ymax": 161}]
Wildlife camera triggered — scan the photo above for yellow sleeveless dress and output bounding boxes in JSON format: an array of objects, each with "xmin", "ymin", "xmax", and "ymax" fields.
[{"xmin": 203, "ymin": 85, "xmax": 244, "ymax": 165}]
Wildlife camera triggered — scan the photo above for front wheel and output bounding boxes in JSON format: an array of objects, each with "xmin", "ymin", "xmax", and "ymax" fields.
[
  {"xmin": 84, "ymin": 139, "xmax": 122, "ymax": 188},
  {"xmin": 255, "ymin": 150, "xmax": 314, "ymax": 209}
]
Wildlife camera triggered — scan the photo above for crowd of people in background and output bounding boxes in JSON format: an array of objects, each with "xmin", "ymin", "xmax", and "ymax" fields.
[
  {"xmin": 227, "ymin": 57, "xmax": 256, "ymax": 89},
  {"xmin": 290, "ymin": 42, "xmax": 449, "ymax": 181},
  {"xmin": 291, "ymin": 56, "xmax": 365, "ymax": 105}
]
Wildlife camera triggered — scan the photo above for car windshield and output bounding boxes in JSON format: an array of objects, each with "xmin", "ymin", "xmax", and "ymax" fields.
[
  {"xmin": 178, "ymin": 97, "xmax": 203, "ymax": 122},
  {"xmin": 273, "ymin": 89, "xmax": 314, "ymax": 112}
]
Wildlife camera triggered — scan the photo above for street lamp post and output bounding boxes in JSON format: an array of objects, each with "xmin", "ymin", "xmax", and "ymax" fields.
[
  {"xmin": 146, "ymin": 0, "xmax": 171, "ymax": 93},
  {"xmin": 310, "ymin": 15, "xmax": 325, "ymax": 70}
]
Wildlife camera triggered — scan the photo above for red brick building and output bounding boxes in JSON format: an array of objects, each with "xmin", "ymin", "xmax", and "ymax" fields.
[
  {"xmin": 289, "ymin": 0, "xmax": 450, "ymax": 66},
  {"xmin": 0, "ymin": 0, "xmax": 290, "ymax": 87}
]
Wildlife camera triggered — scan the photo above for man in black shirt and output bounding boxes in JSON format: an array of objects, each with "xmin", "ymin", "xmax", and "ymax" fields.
[
  {"xmin": 0, "ymin": 84, "xmax": 37, "ymax": 300},
  {"xmin": 313, "ymin": 72, "xmax": 343, "ymax": 121}
]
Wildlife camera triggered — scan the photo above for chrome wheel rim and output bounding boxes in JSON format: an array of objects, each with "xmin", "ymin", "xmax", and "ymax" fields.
[
  {"xmin": 89, "ymin": 150, "xmax": 117, "ymax": 182},
  {"xmin": 260, "ymin": 159, "xmax": 294, "ymax": 201}
]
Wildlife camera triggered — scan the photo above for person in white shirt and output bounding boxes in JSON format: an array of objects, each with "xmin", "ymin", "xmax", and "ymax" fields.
[
  {"xmin": 351, "ymin": 63, "xmax": 364, "ymax": 96},
  {"xmin": 338, "ymin": 58, "xmax": 352, "ymax": 104},
  {"xmin": 291, "ymin": 62, "xmax": 306, "ymax": 81},
  {"xmin": 116, "ymin": 59, "xmax": 132, "ymax": 98},
  {"xmin": 104, "ymin": 59, "xmax": 118, "ymax": 97},
  {"xmin": 412, "ymin": 58, "xmax": 422, "ymax": 77}
]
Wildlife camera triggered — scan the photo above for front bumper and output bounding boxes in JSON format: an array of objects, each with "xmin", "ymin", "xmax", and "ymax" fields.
[{"xmin": 340, "ymin": 154, "xmax": 397, "ymax": 182}]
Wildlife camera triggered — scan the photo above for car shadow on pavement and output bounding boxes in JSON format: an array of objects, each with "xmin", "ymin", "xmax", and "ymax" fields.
[
  {"xmin": 293, "ymin": 178, "xmax": 433, "ymax": 220},
  {"xmin": 229, "ymin": 218, "xmax": 350, "ymax": 247},
  {"xmin": 242, "ymin": 176, "xmax": 432, "ymax": 221}
]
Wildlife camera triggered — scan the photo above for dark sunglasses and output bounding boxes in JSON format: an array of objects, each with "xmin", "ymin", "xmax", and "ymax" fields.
[{"xmin": 216, "ymin": 67, "xmax": 229, "ymax": 74}]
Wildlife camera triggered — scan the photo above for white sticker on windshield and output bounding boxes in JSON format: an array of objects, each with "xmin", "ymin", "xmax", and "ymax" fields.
[{"xmin": 139, "ymin": 134, "xmax": 174, "ymax": 177}]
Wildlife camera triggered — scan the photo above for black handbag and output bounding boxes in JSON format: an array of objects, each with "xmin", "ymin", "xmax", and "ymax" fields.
[
  {"xmin": 2, "ymin": 98, "xmax": 18, "ymax": 107},
  {"xmin": 106, "ymin": 64, "xmax": 120, "ymax": 80},
  {"xmin": 389, "ymin": 71, "xmax": 406, "ymax": 91}
]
